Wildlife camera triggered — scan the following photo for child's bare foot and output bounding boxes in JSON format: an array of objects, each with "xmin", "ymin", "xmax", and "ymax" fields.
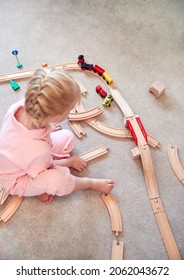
[
  {"xmin": 38, "ymin": 193, "xmax": 54, "ymax": 204},
  {"xmin": 74, "ymin": 177, "xmax": 114, "ymax": 194},
  {"xmin": 90, "ymin": 179, "xmax": 114, "ymax": 194}
]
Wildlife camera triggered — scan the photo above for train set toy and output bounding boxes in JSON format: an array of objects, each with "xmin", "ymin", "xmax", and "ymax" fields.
[
  {"xmin": 0, "ymin": 58, "xmax": 182, "ymax": 260},
  {"xmin": 78, "ymin": 55, "xmax": 113, "ymax": 84}
]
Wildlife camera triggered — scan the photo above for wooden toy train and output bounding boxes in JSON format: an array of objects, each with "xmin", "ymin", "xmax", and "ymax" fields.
[{"xmin": 78, "ymin": 55, "xmax": 113, "ymax": 85}]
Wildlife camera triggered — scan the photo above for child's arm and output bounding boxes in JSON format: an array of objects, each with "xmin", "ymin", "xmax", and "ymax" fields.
[{"xmin": 53, "ymin": 155, "xmax": 87, "ymax": 172}]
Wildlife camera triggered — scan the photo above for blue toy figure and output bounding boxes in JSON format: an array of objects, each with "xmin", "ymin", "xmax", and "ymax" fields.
[{"xmin": 12, "ymin": 50, "xmax": 23, "ymax": 68}]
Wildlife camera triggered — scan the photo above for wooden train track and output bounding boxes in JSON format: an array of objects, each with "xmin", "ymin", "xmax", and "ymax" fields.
[
  {"xmin": 68, "ymin": 106, "xmax": 103, "ymax": 121},
  {"xmin": 111, "ymin": 240, "xmax": 124, "ymax": 260},
  {"xmin": 69, "ymin": 120, "xmax": 86, "ymax": 139},
  {"xmin": 101, "ymin": 193, "xmax": 122, "ymax": 236},
  {"xmin": 0, "ymin": 196, "xmax": 23, "ymax": 223},
  {"xmin": 79, "ymin": 145, "xmax": 108, "ymax": 162},
  {"xmin": 0, "ymin": 63, "xmax": 80, "ymax": 83},
  {"xmin": 125, "ymin": 117, "xmax": 181, "ymax": 259},
  {"xmin": 101, "ymin": 193, "xmax": 123, "ymax": 260},
  {"xmin": 74, "ymin": 100, "xmax": 160, "ymax": 147},
  {"xmin": 168, "ymin": 145, "xmax": 184, "ymax": 185},
  {"xmin": 0, "ymin": 186, "xmax": 9, "ymax": 205},
  {"xmin": 0, "ymin": 62, "xmax": 181, "ymax": 259}
]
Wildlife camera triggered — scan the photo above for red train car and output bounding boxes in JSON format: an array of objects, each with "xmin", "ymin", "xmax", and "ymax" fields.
[
  {"xmin": 93, "ymin": 64, "xmax": 105, "ymax": 76},
  {"xmin": 96, "ymin": 85, "xmax": 107, "ymax": 98}
]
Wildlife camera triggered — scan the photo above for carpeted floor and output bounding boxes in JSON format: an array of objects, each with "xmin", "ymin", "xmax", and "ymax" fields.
[{"xmin": 0, "ymin": 0, "xmax": 184, "ymax": 260}]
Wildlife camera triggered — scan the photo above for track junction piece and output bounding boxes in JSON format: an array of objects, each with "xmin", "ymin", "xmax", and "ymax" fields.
[
  {"xmin": 73, "ymin": 100, "xmax": 160, "ymax": 148},
  {"xmin": 168, "ymin": 145, "xmax": 184, "ymax": 185}
]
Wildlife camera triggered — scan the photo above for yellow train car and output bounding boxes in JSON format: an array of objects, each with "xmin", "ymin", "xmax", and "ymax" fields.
[
  {"xmin": 102, "ymin": 71, "xmax": 113, "ymax": 84},
  {"xmin": 102, "ymin": 94, "xmax": 113, "ymax": 107}
]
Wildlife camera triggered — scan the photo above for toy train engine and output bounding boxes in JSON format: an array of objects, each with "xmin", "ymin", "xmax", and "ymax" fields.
[
  {"xmin": 102, "ymin": 94, "xmax": 113, "ymax": 107},
  {"xmin": 81, "ymin": 62, "xmax": 94, "ymax": 71},
  {"xmin": 78, "ymin": 55, "xmax": 85, "ymax": 65},
  {"xmin": 96, "ymin": 85, "xmax": 107, "ymax": 98}
]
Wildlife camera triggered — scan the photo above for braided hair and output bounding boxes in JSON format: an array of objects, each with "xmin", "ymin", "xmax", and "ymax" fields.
[{"xmin": 25, "ymin": 68, "xmax": 81, "ymax": 128}]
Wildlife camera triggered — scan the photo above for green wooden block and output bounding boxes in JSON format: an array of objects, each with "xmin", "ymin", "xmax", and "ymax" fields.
[{"xmin": 10, "ymin": 80, "xmax": 20, "ymax": 91}]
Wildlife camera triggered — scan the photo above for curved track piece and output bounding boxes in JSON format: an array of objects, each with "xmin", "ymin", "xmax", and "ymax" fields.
[
  {"xmin": 101, "ymin": 193, "xmax": 122, "ymax": 236},
  {"xmin": 69, "ymin": 121, "xmax": 86, "ymax": 139},
  {"xmin": 68, "ymin": 106, "xmax": 103, "ymax": 121},
  {"xmin": 168, "ymin": 145, "xmax": 184, "ymax": 185},
  {"xmin": 85, "ymin": 118, "xmax": 131, "ymax": 138},
  {"xmin": 0, "ymin": 187, "xmax": 9, "ymax": 205},
  {"xmin": 0, "ymin": 196, "xmax": 23, "ymax": 222},
  {"xmin": 107, "ymin": 85, "xmax": 134, "ymax": 117}
]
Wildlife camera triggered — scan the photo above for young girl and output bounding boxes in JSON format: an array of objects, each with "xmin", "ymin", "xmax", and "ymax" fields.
[{"xmin": 0, "ymin": 69, "xmax": 114, "ymax": 203}]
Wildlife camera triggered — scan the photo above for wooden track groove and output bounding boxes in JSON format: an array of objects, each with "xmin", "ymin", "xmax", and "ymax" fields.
[
  {"xmin": 128, "ymin": 116, "xmax": 181, "ymax": 259},
  {"xmin": 101, "ymin": 193, "xmax": 122, "ymax": 236},
  {"xmin": 168, "ymin": 145, "xmax": 184, "ymax": 185},
  {"xmin": 79, "ymin": 145, "xmax": 108, "ymax": 162},
  {"xmin": 68, "ymin": 106, "xmax": 103, "ymax": 121},
  {"xmin": 69, "ymin": 121, "xmax": 86, "ymax": 139}
]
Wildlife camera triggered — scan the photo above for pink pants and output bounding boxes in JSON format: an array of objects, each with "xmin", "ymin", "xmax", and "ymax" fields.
[{"xmin": 10, "ymin": 129, "xmax": 76, "ymax": 197}]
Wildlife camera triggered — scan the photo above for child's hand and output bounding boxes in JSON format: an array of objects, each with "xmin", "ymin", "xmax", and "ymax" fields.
[
  {"xmin": 50, "ymin": 123, "xmax": 62, "ymax": 132},
  {"xmin": 71, "ymin": 155, "xmax": 87, "ymax": 172}
]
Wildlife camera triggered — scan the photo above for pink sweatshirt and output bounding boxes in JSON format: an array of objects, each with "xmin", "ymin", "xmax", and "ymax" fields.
[{"xmin": 0, "ymin": 100, "xmax": 75, "ymax": 197}]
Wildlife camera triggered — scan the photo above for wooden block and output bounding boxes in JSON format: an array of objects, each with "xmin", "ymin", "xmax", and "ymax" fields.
[
  {"xmin": 130, "ymin": 147, "xmax": 141, "ymax": 159},
  {"xmin": 149, "ymin": 81, "xmax": 165, "ymax": 98}
]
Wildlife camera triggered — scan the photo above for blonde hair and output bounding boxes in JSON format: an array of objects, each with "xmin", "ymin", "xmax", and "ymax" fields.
[{"xmin": 25, "ymin": 68, "xmax": 81, "ymax": 128}]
